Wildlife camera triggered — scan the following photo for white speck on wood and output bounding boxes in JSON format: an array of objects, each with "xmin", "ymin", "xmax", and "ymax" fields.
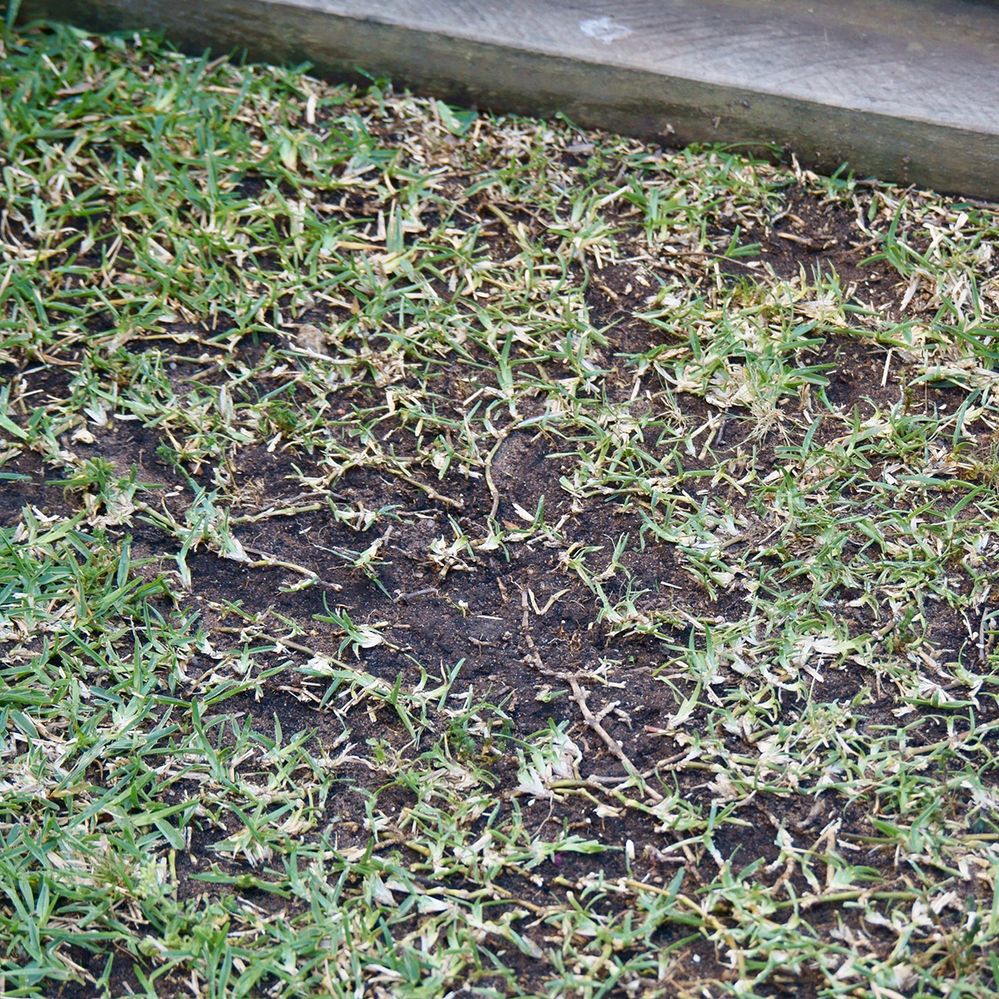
[{"xmin": 579, "ymin": 16, "xmax": 633, "ymax": 45}]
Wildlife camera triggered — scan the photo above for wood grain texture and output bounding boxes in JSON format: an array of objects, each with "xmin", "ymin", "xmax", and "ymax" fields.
[{"xmin": 17, "ymin": 0, "xmax": 999, "ymax": 197}]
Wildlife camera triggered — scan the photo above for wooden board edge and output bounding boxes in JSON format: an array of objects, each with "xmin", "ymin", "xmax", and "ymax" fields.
[{"xmin": 14, "ymin": 0, "xmax": 999, "ymax": 198}]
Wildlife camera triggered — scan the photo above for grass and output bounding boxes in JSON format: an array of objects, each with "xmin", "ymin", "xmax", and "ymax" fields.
[{"xmin": 3, "ymin": 14, "xmax": 999, "ymax": 999}]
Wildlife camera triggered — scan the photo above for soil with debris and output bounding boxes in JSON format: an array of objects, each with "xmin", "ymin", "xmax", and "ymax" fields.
[{"xmin": 3, "ymin": 22, "xmax": 999, "ymax": 999}]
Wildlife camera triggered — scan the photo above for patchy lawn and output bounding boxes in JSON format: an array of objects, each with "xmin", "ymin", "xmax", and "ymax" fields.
[{"xmin": 3, "ymin": 18, "xmax": 999, "ymax": 999}]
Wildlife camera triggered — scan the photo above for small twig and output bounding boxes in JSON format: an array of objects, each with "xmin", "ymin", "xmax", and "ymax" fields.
[
  {"xmin": 392, "ymin": 469, "xmax": 463, "ymax": 509},
  {"xmin": 568, "ymin": 676, "xmax": 663, "ymax": 802},
  {"xmin": 231, "ymin": 495, "xmax": 327, "ymax": 523},
  {"xmin": 776, "ymin": 231, "xmax": 836, "ymax": 251},
  {"xmin": 212, "ymin": 625, "xmax": 320, "ymax": 658},
  {"xmin": 241, "ymin": 545, "xmax": 343, "ymax": 591},
  {"xmin": 393, "ymin": 587, "xmax": 440, "ymax": 603},
  {"xmin": 483, "ymin": 420, "xmax": 530, "ymax": 521},
  {"xmin": 484, "ymin": 434, "xmax": 507, "ymax": 521}
]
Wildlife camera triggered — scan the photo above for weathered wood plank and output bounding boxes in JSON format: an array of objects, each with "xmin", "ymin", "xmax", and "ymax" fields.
[{"xmin": 17, "ymin": 0, "xmax": 999, "ymax": 197}]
